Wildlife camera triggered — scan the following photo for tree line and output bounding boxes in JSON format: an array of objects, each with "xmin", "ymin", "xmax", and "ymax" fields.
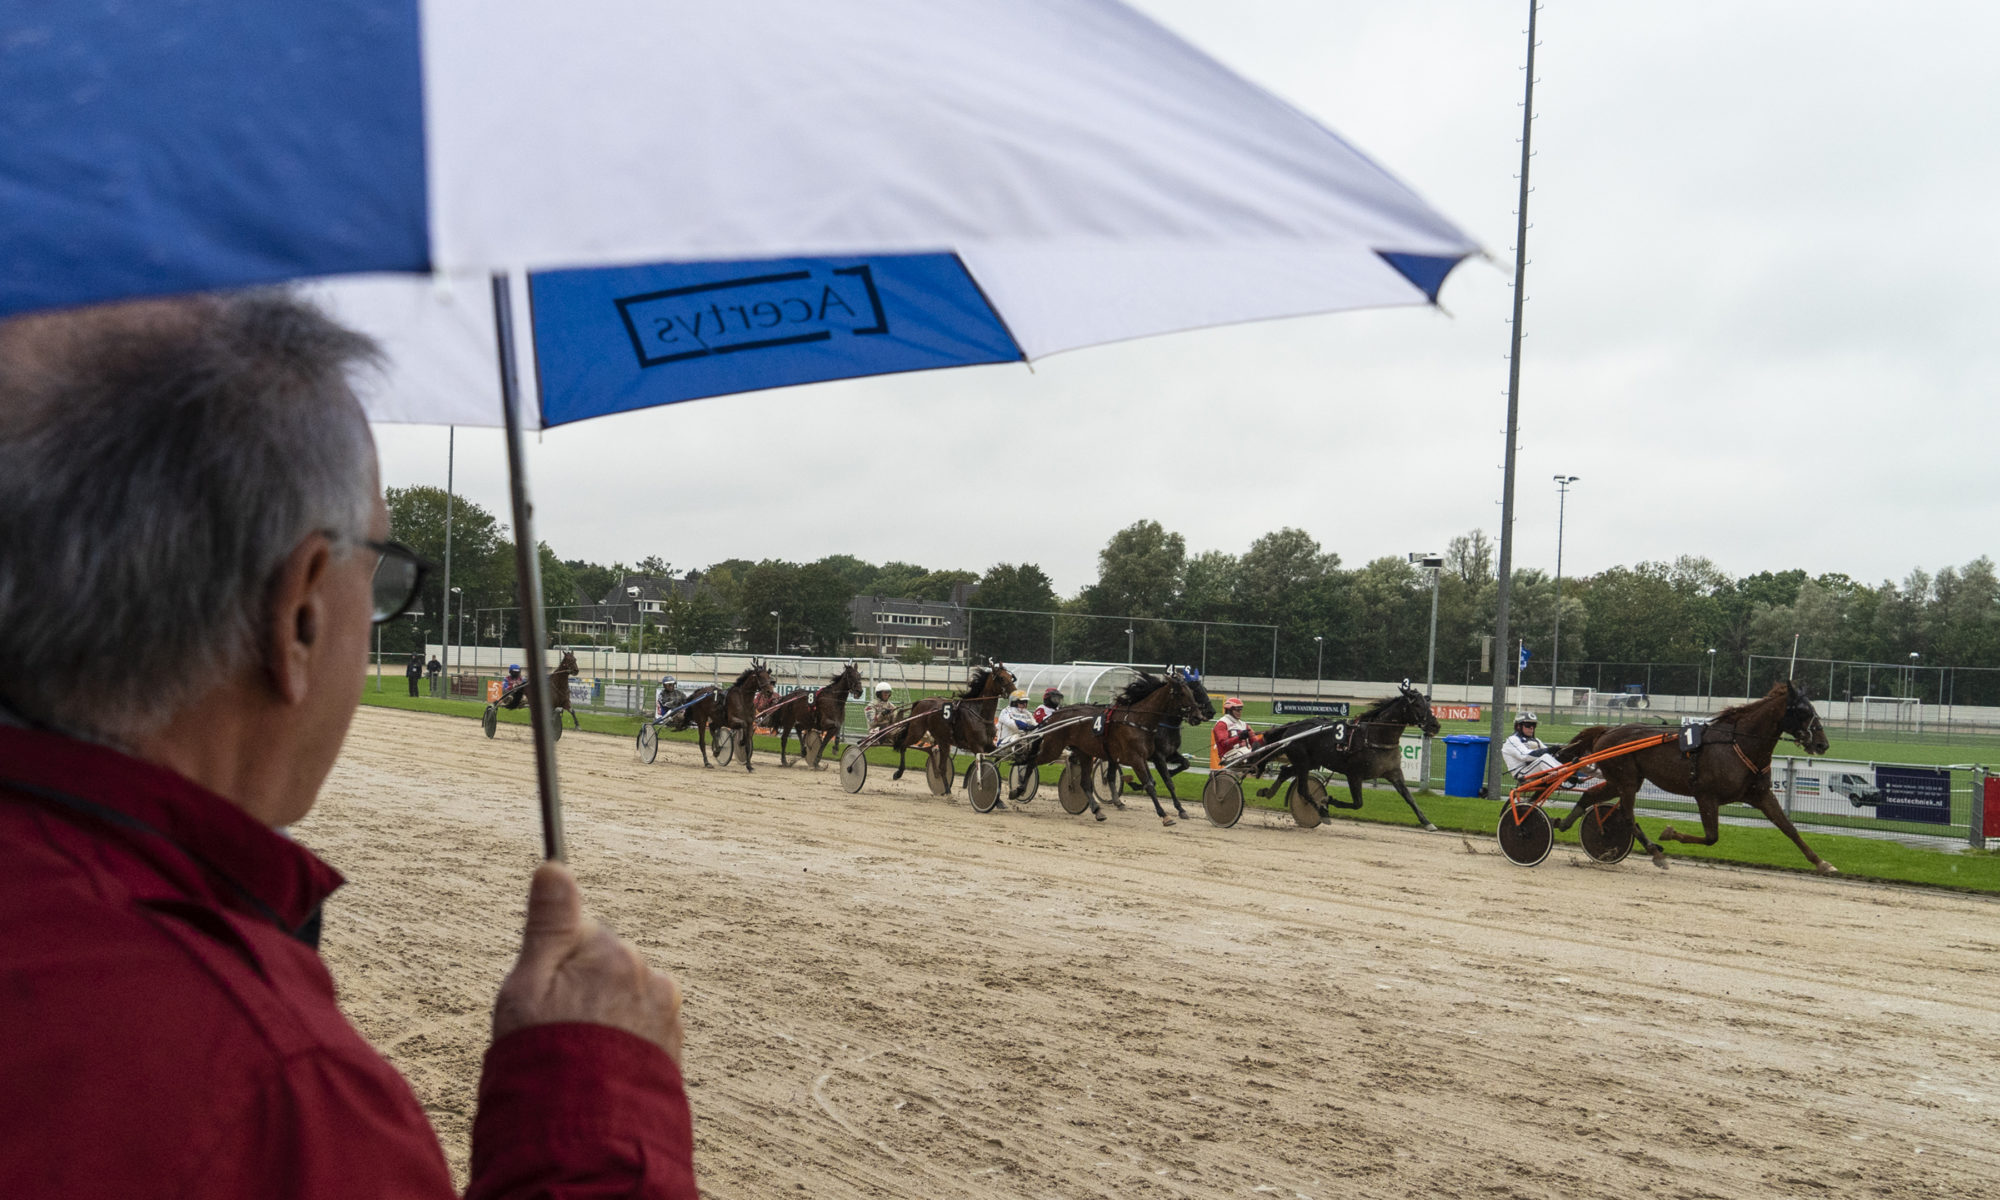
[{"xmin": 384, "ymin": 488, "xmax": 2000, "ymax": 704}]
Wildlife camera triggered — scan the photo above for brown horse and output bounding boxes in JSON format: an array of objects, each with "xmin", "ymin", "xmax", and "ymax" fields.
[
  {"xmin": 1007, "ymin": 672, "xmax": 1206, "ymax": 826},
  {"xmin": 1250, "ymin": 680, "xmax": 1441, "ymax": 829},
  {"xmin": 886, "ymin": 691, "xmax": 998, "ymax": 788},
  {"xmin": 765, "ymin": 661, "xmax": 865, "ymax": 766},
  {"xmin": 497, "ymin": 649, "xmax": 583, "ymax": 730},
  {"xmin": 1554, "ymin": 680, "xmax": 1836, "ymax": 873},
  {"xmin": 900, "ymin": 659, "xmax": 1015, "ymax": 750},
  {"xmin": 679, "ymin": 660, "xmax": 777, "ymax": 770}
]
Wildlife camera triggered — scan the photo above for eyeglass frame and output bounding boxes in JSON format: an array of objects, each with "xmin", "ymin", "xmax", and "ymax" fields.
[{"xmin": 323, "ymin": 531, "xmax": 435, "ymax": 625}]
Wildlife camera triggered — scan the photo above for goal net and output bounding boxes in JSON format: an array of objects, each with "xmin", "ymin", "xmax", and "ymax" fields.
[{"xmin": 1857, "ymin": 695, "xmax": 1920, "ymax": 734}]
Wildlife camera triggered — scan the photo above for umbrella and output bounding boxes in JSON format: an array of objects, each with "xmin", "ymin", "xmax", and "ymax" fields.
[{"xmin": 4, "ymin": 0, "xmax": 1479, "ymax": 858}]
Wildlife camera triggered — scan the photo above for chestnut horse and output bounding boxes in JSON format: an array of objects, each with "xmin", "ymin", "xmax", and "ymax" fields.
[
  {"xmin": 1554, "ymin": 680, "xmax": 1835, "ymax": 873},
  {"xmin": 1008, "ymin": 672, "xmax": 1206, "ymax": 826},
  {"xmin": 888, "ymin": 661, "xmax": 1013, "ymax": 783},
  {"xmin": 765, "ymin": 661, "xmax": 865, "ymax": 766},
  {"xmin": 680, "ymin": 660, "xmax": 777, "ymax": 770}
]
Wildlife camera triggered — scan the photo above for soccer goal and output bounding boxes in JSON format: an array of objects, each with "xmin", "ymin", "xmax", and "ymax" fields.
[{"xmin": 1858, "ymin": 695, "xmax": 1921, "ymax": 734}]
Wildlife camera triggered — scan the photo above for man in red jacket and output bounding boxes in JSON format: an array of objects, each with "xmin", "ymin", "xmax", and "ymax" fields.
[{"xmin": 0, "ymin": 294, "xmax": 696, "ymax": 1197}]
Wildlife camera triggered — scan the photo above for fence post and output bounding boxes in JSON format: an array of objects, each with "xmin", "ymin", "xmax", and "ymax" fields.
[
  {"xmin": 1973, "ymin": 770, "xmax": 1987, "ymax": 852},
  {"xmin": 1782, "ymin": 756, "xmax": 1795, "ymax": 815}
]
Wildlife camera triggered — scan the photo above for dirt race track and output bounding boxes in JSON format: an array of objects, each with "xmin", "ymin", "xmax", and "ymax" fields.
[{"xmin": 301, "ymin": 708, "xmax": 2000, "ymax": 1198}]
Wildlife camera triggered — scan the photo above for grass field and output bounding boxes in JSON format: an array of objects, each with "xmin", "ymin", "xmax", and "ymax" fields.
[{"xmin": 357, "ymin": 688, "xmax": 2000, "ymax": 893}]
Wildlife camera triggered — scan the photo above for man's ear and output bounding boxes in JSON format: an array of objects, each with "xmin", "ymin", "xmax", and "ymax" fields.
[{"xmin": 263, "ymin": 534, "xmax": 335, "ymax": 706}]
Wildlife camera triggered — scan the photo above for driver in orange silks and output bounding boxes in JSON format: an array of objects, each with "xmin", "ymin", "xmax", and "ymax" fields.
[{"xmin": 1210, "ymin": 697, "xmax": 1261, "ymax": 768}]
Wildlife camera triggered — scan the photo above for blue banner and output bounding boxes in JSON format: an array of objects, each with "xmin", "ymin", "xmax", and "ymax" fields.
[
  {"xmin": 529, "ymin": 254, "xmax": 1023, "ymax": 426},
  {"xmin": 1273, "ymin": 701, "xmax": 1350, "ymax": 717},
  {"xmin": 1876, "ymin": 766, "xmax": 1952, "ymax": 825}
]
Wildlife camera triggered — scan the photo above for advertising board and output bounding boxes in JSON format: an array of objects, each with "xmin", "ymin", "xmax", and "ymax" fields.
[
  {"xmin": 1875, "ymin": 766, "xmax": 1952, "ymax": 825},
  {"xmin": 1273, "ymin": 700, "xmax": 1350, "ymax": 717}
]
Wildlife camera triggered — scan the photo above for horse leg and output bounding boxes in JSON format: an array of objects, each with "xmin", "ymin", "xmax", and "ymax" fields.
[
  {"xmin": 1131, "ymin": 759, "xmax": 1174, "ymax": 827},
  {"xmin": 697, "ymin": 719, "xmax": 712, "ymax": 768},
  {"xmin": 1658, "ymin": 796, "xmax": 1722, "ymax": 848},
  {"xmin": 1555, "ymin": 781, "xmax": 1617, "ymax": 832},
  {"xmin": 1073, "ymin": 752, "xmax": 1106, "ymax": 820},
  {"xmin": 739, "ymin": 719, "xmax": 755, "ymax": 772},
  {"xmin": 778, "ymin": 721, "xmax": 792, "ymax": 767},
  {"xmin": 1153, "ymin": 755, "xmax": 1189, "ymax": 820},
  {"xmin": 1258, "ymin": 763, "xmax": 1293, "ymax": 800},
  {"xmin": 1630, "ymin": 795, "xmax": 1668, "ymax": 869},
  {"xmin": 892, "ymin": 729, "xmax": 910, "ymax": 780},
  {"xmin": 1747, "ymin": 787, "xmax": 1839, "ymax": 875},
  {"xmin": 1386, "ymin": 770, "xmax": 1438, "ymax": 830}
]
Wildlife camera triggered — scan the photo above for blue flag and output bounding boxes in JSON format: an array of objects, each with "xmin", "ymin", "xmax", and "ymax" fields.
[{"xmin": 1518, "ymin": 643, "xmax": 1531, "ymax": 670}]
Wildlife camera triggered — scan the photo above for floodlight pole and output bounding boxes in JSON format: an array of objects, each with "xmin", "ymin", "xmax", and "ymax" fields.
[
  {"xmin": 491, "ymin": 272, "xmax": 565, "ymax": 862},
  {"xmin": 442, "ymin": 426, "xmax": 454, "ymax": 680},
  {"xmin": 1550, "ymin": 475, "xmax": 1577, "ymax": 711},
  {"xmin": 1486, "ymin": 0, "xmax": 1541, "ymax": 798}
]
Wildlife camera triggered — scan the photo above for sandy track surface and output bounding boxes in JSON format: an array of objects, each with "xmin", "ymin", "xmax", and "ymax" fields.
[{"xmin": 301, "ymin": 708, "xmax": 2000, "ymax": 1198}]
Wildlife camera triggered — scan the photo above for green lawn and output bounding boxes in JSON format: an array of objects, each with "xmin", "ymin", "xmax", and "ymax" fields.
[{"xmin": 357, "ymin": 690, "xmax": 2000, "ymax": 894}]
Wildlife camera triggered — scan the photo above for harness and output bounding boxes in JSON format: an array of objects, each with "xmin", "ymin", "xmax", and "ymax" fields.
[{"xmin": 1676, "ymin": 720, "xmax": 1770, "ymax": 790}]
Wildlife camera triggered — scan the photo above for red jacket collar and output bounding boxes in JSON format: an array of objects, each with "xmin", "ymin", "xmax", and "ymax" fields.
[{"xmin": 0, "ymin": 725, "xmax": 343, "ymax": 933}]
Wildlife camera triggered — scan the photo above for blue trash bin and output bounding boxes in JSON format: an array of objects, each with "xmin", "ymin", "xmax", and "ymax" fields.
[{"xmin": 1442, "ymin": 734, "xmax": 1491, "ymax": 797}]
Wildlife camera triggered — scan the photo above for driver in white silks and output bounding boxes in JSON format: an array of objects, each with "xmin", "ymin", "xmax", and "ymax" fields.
[
  {"xmin": 1501, "ymin": 712, "xmax": 1600, "ymax": 787},
  {"xmin": 996, "ymin": 691, "xmax": 1037, "ymax": 746}
]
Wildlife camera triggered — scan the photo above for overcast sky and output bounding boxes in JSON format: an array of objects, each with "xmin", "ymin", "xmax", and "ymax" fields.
[{"xmin": 373, "ymin": 1, "xmax": 2000, "ymax": 596}]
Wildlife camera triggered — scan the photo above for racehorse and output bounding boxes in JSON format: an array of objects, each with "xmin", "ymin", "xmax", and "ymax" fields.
[
  {"xmin": 886, "ymin": 690, "xmax": 998, "ymax": 789},
  {"xmin": 680, "ymin": 660, "xmax": 777, "ymax": 770},
  {"xmin": 1251, "ymin": 679, "xmax": 1440, "ymax": 829},
  {"xmin": 765, "ymin": 661, "xmax": 865, "ymax": 767},
  {"xmin": 1008, "ymin": 671, "xmax": 1207, "ymax": 826},
  {"xmin": 497, "ymin": 649, "xmax": 583, "ymax": 730},
  {"xmin": 901, "ymin": 659, "xmax": 1015, "ymax": 748},
  {"xmin": 1146, "ymin": 667, "xmax": 1216, "ymax": 796},
  {"xmin": 1553, "ymin": 680, "xmax": 1836, "ymax": 874}
]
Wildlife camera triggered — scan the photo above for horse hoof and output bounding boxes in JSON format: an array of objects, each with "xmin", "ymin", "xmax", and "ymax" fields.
[
  {"xmin": 1093, "ymin": 810, "xmax": 1107, "ymax": 822},
  {"xmin": 1423, "ymin": 823, "xmax": 1439, "ymax": 832},
  {"xmin": 1160, "ymin": 817, "xmax": 1176, "ymax": 828},
  {"xmin": 1816, "ymin": 861, "xmax": 1840, "ymax": 876},
  {"xmin": 1650, "ymin": 849, "xmax": 1669, "ymax": 871}
]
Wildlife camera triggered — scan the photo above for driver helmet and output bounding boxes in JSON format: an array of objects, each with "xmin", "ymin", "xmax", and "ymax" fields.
[
  {"xmin": 874, "ymin": 682, "xmax": 893, "ymax": 696},
  {"xmin": 1042, "ymin": 688, "xmax": 1064, "ymax": 705},
  {"xmin": 1514, "ymin": 711, "xmax": 1539, "ymax": 732},
  {"xmin": 1010, "ymin": 690, "xmax": 1028, "ymax": 705},
  {"xmin": 507, "ymin": 664, "xmax": 522, "ymax": 674},
  {"xmin": 1223, "ymin": 696, "xmax": 1244, "ymax": 712}
]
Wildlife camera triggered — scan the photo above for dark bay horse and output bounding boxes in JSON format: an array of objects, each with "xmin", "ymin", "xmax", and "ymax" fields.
[
  {"xmin": 1251, "ymin": 680, "xmax": 1440, "ymax": 829},
  {"xmin": 1146, "ymin": 667, "xmax": 1216, "ymax": 795},
  {"xmin": 680, "ymin": 660, "xmax": 777, "ymax": 770},
  {"xmin": 498, "ymin": 649, "xmax": 583, "ymax": 730},
  {"xmin": 1009, "ymin": 672, "xmax": 1206, "ymax": 826},
  {"xmin": 887, "ymin": 692, "xmax": 998, "ymax": 789},
  {"xmin": 767, "ymin": 661, "xmax": 864, "ymax": 766},
  {"xmin": 1554, "ymin": 680, "xmax": 1836, "ymax": 873}
]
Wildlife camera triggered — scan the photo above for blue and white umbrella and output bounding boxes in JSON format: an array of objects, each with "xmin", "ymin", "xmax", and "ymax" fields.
[{"xmin": 4, "ymin": 0, "xmax": 1478, "ymax": 855}]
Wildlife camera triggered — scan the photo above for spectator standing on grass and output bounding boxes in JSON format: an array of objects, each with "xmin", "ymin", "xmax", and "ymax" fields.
[
  {"xmin": 427, "ymin": 653, "xmax": 443, "ymax": 696},
  {"xmin": 405, "ymin": 652, "xmax": 423, "ymax": 697},
  {"xmin": 0, "ymin": 294, "xmax": 696, "ymax": 1198}
]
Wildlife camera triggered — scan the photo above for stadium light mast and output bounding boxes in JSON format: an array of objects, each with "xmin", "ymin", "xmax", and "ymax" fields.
[
  {"xmin": 1487, "ymin": 0, "xmax": 1543, "ymax": 797},
  {"xmin": 771, "ymin": 610, "xmax": 781, "ymax": 656},
  {"xmin": 1410, "ymin": 552, "xmax": 1444, "ymax": 784},
  {"xmin": 1551, "ymin": 474, "xmax": 1578, "ymax": 712},
  {"xmin": 1314, "ymin": 635, "xmax": 1324, "ymax": 698}
]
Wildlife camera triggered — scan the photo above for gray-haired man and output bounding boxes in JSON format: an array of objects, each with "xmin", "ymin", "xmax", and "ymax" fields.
[{"xmin": 0, "ymin": 294, "xmax": 696, "ymax": 1197}]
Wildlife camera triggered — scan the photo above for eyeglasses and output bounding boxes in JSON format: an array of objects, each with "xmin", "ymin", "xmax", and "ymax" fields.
[{"xmin": 333, "ymin": 537, "xmax": 430, "ymax": 624}]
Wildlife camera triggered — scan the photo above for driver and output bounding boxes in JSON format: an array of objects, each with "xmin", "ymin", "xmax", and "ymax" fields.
[
  {"xmin": 499, "ymin": 663, "xmax": 526, "ymax": 709},
  {"xmin": 1502, "ymin": 711, "xmax": 1587, "ymax": 781},
  {"xmin": 1032, "ymin": 688, "xmax": 1064, "ymax": 725},
  {"xmin": 866, "ymin": 682, "xmax": 899, "ymax": 730},
  {"xmin": 655, "ymin": 675, "xmax": 681, "ymax": 720},
  {"xmin": 997, "ymin": 691, "xmax": 1037, "ymax": 745},
  {"xmin": 1210, "ymin": 697, "xmax": 1261, "ymax": 767}
]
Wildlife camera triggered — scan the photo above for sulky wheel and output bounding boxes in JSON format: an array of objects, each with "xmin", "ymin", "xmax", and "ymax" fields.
[
  {"xmin": 482, "ymin": 704, "xmax": 498, "ymax": 739},
  {"xmin": 1057, "ymin": 761, "xmax": 1093, "ymax": 815},
  {"xmin": 637, "ymin": 722, "xmax": 659, "ymax": 764},
  {"xmin": 801, "ymin": 729, "xmax": 825, "ymax": 770},
  {"xmin": 712, "ymin": 727, "xmax": 736, "ymax": 766},
  {"xmin": 964, "ymin": 761, "xmax": 1001, "ymax": 812},
  {"xmin": 1010, "ymin": 761, "xmax": 1040, "ymax": 804},
  {"xmin": 1202, "ymin": 771, "xmax": 1245, "ymax": 828},
  {"xmin": 839, "ymin": 745, "xmax": 868, "ymax": 793},
  {"xmin": 1496, "ymin": 802, "xmax": 1555, "ymax": 867},
  {"xmin": 925, "ymin": 748, "xmax": 952, "ymax": 796},
  {"xmin": 1286, "ymin": 776, "xmax": 1327, "ymax": 829},
  {"xmin": 1578, "ymin": 801, "xmax": 1635, "ymax": 865}
]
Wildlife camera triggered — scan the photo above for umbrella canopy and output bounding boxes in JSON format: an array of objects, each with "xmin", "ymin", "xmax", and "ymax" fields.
[{"xmin": 3, "ymin": 0, "xmax": 1479, "ymax": 854}]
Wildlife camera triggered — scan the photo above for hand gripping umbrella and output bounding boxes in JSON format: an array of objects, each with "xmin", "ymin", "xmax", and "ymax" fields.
[{"xmin": 3, "ymin": 0, "xmax": 1479, "ymax": 860}]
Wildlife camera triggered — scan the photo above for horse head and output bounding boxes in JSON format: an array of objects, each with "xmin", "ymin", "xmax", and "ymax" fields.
[
  {"xmin": 1782, "ymin": 680, "xmax": 1830, "ymax": 755},
  {"xmin": 1175, "ymin": 666, "xmax": 1217, "ymax": 721},
  {"xmin": 558, "ymin": 649, "xmax": 579, "ymax": 674},
  {"xmin": 1398, "ymin": 677, "xmax": 1440, "ymax": 736},
  {"xmin": 841, "ymin": 660, "xmax": 863, "ymax": 698},
  {"xmin": 989, "ymin": 659, "xmax": 1016, "ymax": 697},
  {"xmin": 1166, "ymin": 673, "xmax": 1206, "ymax": 724}
]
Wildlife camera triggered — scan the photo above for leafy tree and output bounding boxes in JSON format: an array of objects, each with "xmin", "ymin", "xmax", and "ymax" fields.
[
  {"xmin": 740, "ymin": 560, "xmax": 852, "ymax": 654},
  {"xmin": 897, "ymin": 644, "xmax": 935, "ymax": 664},
  {"xmin": 967, "ymin": 563, "xmax": 1059, "ymax": 663},
  {"xmin": 814, "ymin": 554, "xmax": 880, "ymax": 598},
  {"xmin": 566, "ymin": 559, "xmax": 622, "ymax": 607},
  {"xmin": 868, "ymin": 561, "xmax": 933, "ymax": 599},
  {"xmin": 386, "ymin": 485, "xmax": 507, "ymax": 653}
]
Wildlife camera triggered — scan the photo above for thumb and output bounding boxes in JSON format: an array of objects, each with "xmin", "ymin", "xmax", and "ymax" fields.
[{"xmin": 518, "ymin": 861, "xmax": 585, "ymax": 965}]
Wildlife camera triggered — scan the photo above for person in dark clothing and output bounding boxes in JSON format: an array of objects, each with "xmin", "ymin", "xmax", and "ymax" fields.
[
  {"xmin": 406, "ymin": 652, "xmax": 423, "ymax": 696},
  {"xmin": 426, "ymin": 654, "xmax": 443, "ymax": 696}
]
